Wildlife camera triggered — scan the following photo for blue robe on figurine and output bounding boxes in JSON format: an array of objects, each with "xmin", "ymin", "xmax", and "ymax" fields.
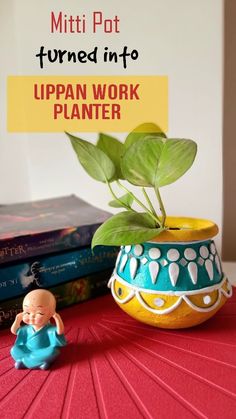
[{"xmin": 11, "ymin": 323, "xmax": 66, "ymax": 369}]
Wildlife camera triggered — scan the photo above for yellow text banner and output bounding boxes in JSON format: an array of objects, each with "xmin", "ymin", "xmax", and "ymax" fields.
[{"xmin": 7, "ymin": 76, "xmax": 168, "ymax": 133}]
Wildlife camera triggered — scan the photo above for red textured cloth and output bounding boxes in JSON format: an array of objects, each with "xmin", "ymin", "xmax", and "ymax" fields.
[{"xmin": 0, "ymin": 291, "xmax": 236, "ymax": 419}]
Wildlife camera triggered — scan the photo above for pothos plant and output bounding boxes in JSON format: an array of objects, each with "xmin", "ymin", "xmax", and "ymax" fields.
[{"xmin": 66, "ymin": 123, "xmax": 197, "ymax": 248}]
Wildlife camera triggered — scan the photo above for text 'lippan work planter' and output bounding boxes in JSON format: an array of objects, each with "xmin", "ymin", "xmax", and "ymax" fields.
[{"xmin": 67, "ymin": 123, "xmax": 233, "ymax": 328}]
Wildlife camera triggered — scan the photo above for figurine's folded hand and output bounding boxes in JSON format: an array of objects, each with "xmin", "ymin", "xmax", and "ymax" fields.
[
  {"xmin": 15, "ymin": 312, "xmax": 24, "ymax": 322},
  {"xmin": 11, "ymin": 312, "xmax": 24, "ymax": 335},
  {"xmin": 52, "ymin": 312, "xmax": 65, "ymax": 335}
]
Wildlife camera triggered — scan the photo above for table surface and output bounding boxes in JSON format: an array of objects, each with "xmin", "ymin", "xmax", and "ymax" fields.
[{"xmin": 0, "ymin": 262, "xmax": 235, "ymax": 419}]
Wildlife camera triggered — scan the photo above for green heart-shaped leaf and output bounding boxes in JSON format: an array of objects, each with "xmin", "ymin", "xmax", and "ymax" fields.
[
  {"xmin": 109, "ymin": 193, "xmax": 134, "ymax": 208},
  {"xmin": 67, "ymin": 132, "xmax": 115, "ymax": 183},
  {"xmin": 121, "ymin": 137, "xmax": 197, "ymax": 188},
  {"xmin": 92, "ymin": 211, "xmax": 163, "ymax": 248},
  {"xmin": 125, "ymin": 122, "xmax": 166, "ymax": 149},
  {"xmin": 155, "ymin": 139, "xmax": 197, "ymax": 187},
  {"xmin": 121, "ymin": 137, "xmax": 165, "ymax": 186},
  {"xmin": 97, "ymin": 133, "xmax": 124, "ymax": 179}
]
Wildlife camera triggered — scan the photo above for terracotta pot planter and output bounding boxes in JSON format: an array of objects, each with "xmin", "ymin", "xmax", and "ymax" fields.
[{"xmin": 108, "ymin": 217, "xmax": 233, "ymax": 328}]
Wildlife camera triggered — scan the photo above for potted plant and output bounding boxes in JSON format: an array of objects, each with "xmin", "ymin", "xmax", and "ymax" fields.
[{"xmin": 66, "ymin": 123, "xmax": 233, "ymax": 328}]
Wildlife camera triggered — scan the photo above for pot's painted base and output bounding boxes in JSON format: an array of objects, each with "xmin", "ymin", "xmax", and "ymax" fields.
[{"xmin": 109, "ymin": 276, "xmax": 232, "ymax": 329}]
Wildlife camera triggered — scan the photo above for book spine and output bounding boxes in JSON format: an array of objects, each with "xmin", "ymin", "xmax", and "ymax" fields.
[
  {"xmin": 0, "ymin": 223, "xmax": 101, "ymax": 265},
  {"xmin": 0, "ymin": 269, "xmax": 112, "ymax": 329},
  {"xmin": 0, "ymin": 245, "xmax": 117, "ymax": 302}
]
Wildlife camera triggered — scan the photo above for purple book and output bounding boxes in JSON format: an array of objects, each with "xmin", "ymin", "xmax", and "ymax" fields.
[{"xmin": 0, "ymin": 195, "xmax": 110, "ymax": 265}]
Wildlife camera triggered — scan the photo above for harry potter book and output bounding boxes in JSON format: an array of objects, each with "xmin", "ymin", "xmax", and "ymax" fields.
[{"xmin": 0, "ymin": 195, "xmax": 111, "ymax": 265}]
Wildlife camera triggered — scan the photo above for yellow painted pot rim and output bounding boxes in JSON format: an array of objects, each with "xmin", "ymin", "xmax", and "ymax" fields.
[{"xmin": 151, "ymin": 216, "xmax": 218, "ymax": 242}]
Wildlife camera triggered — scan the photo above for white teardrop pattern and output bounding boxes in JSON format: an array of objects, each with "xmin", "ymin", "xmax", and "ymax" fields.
[
  {"xmin": 205, "ymin": 259, "xmax": 214, "ymax": 280},
  {"xmin": 149, "ymin": 261, "xmax": 159, "ymax": 284},
  {"xmin": 188, "ymin": 262, "xmax": 198, "ymax": 285},
  {"xmin": 125, "ymin": 245, "xmax": 131, "ymax": 253},
  {"xmin": 119, "ymin": 254, "xmax": 128, "ymax": 272},
  {"xmin": 168, "ymin": 263, "xmax": 179, "ymax": 287},
  {"xmin": 215, "ymin": 255, "xmax": 222, "ymax": 275},
  {"xmin": 130, "ymin": 257, "xmax": 138, "ymax": 280},
  {"xmin": 210, "ymin": 243, "xmax": 216, "ymax": 255},
  {"xmin": 115, "ymin": 250, "xmax": 122, "ymax": 268}
]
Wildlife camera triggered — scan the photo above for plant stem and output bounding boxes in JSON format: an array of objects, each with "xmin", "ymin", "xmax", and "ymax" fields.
[
  {"xmin": 155, "ymin": 187, "xmax": 166, "ymax": 227},
  {"xmin": 142, "ymin": 188, "xmax": 162, "ymax": 223},
  {"xmin": 117, "ymin": 180, "xmax": 160, "ymax": 225},
  {"xmin": 106, "ymin": 181, "xmax": 136, "ymax": 212}
]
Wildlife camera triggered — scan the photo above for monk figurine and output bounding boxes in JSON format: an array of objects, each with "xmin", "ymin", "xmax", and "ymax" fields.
[{"xmin": 10, "ymin": 289, "xmax": 66, "ymax": 370}]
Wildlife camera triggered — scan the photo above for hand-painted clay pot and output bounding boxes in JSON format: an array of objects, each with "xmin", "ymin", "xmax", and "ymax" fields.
[{"xmin": 108, "ymin": 217, "xmax": 233, "ymax": 328}]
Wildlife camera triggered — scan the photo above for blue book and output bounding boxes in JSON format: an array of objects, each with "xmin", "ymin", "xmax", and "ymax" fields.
[{"xmin": 0, "ymin": 246, "xmax": 117, "ymax": 302}]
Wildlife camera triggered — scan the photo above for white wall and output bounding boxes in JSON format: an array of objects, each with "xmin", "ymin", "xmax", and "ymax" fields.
[{"xmin": 0, "ymin": 0, "xmax": 223, "ymax": 248}]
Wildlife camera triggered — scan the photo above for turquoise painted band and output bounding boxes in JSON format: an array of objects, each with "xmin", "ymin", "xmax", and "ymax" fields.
[{"xmin": 115, "ymin": 240, "xmax": 223, "ymax": 292}]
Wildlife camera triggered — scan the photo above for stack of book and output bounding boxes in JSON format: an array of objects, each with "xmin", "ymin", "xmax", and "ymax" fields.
[{"xmin": 0, "ymin": 195, "xmax": 118, "ymax": 328}]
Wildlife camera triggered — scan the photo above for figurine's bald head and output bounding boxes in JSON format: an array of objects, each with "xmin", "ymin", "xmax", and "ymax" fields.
[
  {"xmin": 23, "ymin": 289, "xmax": 56, "ymax": 311},
  {"xmin": 22, "ymin": 289, "xmax": 56, "ymax": 328}
]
